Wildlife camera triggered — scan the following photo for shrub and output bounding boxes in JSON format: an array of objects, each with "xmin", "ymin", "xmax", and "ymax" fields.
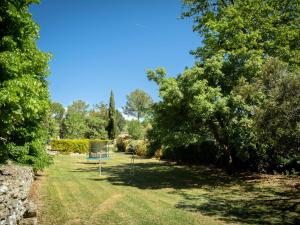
[
  {"xmin": 154, "ymin": 148, "xmax": 163, "ymax": 159},
  {"xmin": 124, "ymin": 139, "xmax": 149, "ymax": 157},
  {"xmin": 125, "ymin": 140, "xmax": 136, "ymax": 154},
  {"xmin": 158, "ymin": 141, "xmax": 218, "ymax": 164},
  {"xmin": 116, "ymin": 134, "xmax": 150, "ymax": 157},
  {"xmin": 51, "ymin": 139, "xmax": 111, "ymax": 154},
  {"xmin": 51, "ymin": 139, "xmax": 89, "ymax": 153},
  {"xmin": 127, "ymin": 120, "xmax": 145, "ymax": 139},
  {"xmin": 135, "ymin": 140, "xmax": 148, "ymax": 157},
  {"xmin": 116, "ymin": 135, "xmax": 130, "ymax": 152}
]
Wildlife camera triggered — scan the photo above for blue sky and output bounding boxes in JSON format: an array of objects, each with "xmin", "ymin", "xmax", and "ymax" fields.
[{"xmin": 30, "ymin": 0, "xmax": 200, "ymax": 109}]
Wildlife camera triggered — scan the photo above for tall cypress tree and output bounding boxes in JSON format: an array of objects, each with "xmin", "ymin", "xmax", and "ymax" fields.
[{"xmin": 107, "ymin": 91, "xmax": 116, "ymax": 139}]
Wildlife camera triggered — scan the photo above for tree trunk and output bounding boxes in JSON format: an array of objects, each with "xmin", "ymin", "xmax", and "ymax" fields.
[
  {"xmin": 209, "ymin": 121, "xmax": 233, "ymax": 172},
  {"xmin": 223, "ymin": 144, "xmax": 233, "ymax": 173},
  {"xmin": 137, "ymin": 112, "xmax": 140, "ymax": 121}
]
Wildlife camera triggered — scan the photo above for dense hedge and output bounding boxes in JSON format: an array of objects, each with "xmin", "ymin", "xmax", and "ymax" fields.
[
  {"xmin": 160, "ymin": 141, "xmax": 218, "ymax": 164},
  {"xmin": 50, "ymin": 139, "xmax": 110, "ymax": 154},
  {"xmin": 116, "ymin": 135, "xmax": 219, "ymax": 162}
]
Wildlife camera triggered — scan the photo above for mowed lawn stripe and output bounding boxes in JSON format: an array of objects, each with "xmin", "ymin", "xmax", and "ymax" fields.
[
  {"xmin": 39, "ymin": 154, "xmax": 223, "ymax": 225},
  {"xmin": 64, "ymin": 155, "xmax": 133, "ymax": 224},
  {"xmin": 37, "ymin": 152, "xmax": 298, "ymax": 225},
  {"xmin": 41, "ymin": 181, "xmax": 69, "ymax": 225},
  {"xmin": 38, "ymin": 153, "xmax": 226, "ymax": 225},
  {"xmin": 61, "ymin": 158, "xmax": 122, "ymax": 223}
]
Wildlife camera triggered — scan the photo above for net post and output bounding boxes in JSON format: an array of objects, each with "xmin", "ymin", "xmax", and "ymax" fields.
[{"xmin": 99, "ymin": 151, "xmax": 102, "ymax": 176}]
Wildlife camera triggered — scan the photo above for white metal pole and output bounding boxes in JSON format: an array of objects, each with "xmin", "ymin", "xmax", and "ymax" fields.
[
  {"xmin": 106, "ymin": 142, "xmax": 108, "ymax": 158},
  {"xmin": 99, "ymin": 152, "xmax": 102, "ymax": 176}
]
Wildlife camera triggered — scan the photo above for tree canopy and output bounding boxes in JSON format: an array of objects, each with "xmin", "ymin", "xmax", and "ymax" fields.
[
  {"xmin": 0, "ymin": 2, "xmax": 126, "ymax": 150},
  {"xmin": 50, "ymin": 102, "xmax": 65, "ymax": 122},
  {"xmin": 147, "ymin": 0, "xmax": 300, "ymax": 171},
  {"xmin": 0, "ymin": 0, "xmax": 52, "ymax": 170},
  {"xmin": 123, "ymin": 89, "xmax": 153, "ymax": 121},
  {"xmin": 63, "ymin": 100, "xmax": 89, "ymax": 139}
]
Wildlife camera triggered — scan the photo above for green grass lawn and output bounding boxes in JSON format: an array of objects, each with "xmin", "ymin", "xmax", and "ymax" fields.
[{"xmin": 37, "ymin": 152, "xmax": 300, "ymax": 225}]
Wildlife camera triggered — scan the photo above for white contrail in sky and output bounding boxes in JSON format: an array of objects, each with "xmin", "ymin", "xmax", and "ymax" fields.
[{"xmin": 135, "ymin": 23, "xmax": 149, "ymax": 29}]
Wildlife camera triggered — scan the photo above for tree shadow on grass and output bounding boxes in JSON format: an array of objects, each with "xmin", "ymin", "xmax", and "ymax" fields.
[
  {"xmin": 76, "ymin": 161, "xmax": 100, "ymax": 165},
  {"xmin": 76, "ymin": 160, "xmax": 299, "ymax": 224},
  {"xmin": 104, "ymin": 162, "xmax": 239, "ymax": 189},
  {"xmin": 69, "ymin": 166, "xmax": 100, "ymax": 173},
  {"xmin": 175, "ymin": 185, "xmax": 300, "ymax": 225}
]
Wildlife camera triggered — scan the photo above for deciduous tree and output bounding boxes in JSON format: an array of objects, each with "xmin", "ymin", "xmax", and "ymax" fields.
[
  {"xmin": 63, "ymin": 100, "xmax": 88, "ymax": 139},
  {"xmin": 48, "ymin": 102, "xmax": 65, "ymax": 139},
  {"xmin": 0, "ymin": 0, "xmax": 52, "ymax": 170},
  {"xmin": 147, "ymin": 0, "xmax": 300, "ymax": 171}
]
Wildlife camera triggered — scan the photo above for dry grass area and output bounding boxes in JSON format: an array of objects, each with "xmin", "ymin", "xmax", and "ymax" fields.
[{"xmin": 31, "ymin": 152, "xmax": 300, "ymax": 225}]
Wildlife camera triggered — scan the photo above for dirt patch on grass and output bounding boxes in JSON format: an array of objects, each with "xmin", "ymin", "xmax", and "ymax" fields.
[
  {"xmin": 28, "ymin": 172, "xmax": 46, "ymax": 201},
  {"xmin": 239, "ymin": 172, "xmax": 300, "ymax": 190},
  {"xmin": 28, "ymin": 171, "xmax": 47, "ymax": 225},
  {"xmin": 258, "ymin": 174, "xmax": 300, "ymax": 189}
]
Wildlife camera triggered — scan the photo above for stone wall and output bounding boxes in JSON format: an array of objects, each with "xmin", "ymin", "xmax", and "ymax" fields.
[{"xmin": 0, "ymin": 164, "xmax": 37, "ymax": 225}]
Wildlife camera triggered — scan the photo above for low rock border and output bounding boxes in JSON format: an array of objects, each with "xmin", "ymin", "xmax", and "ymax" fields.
[{"xmin": 0, "ymin": 163, "xmax": 37, "ymax": 225}]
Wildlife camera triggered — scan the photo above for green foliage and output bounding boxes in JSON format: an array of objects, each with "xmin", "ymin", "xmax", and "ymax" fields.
[
  {"xmin": 134, "ymin": 140, "xmax": 148, "ymax": 157},
  {"xmin": 123, "ymin": 89, "xmax": 153, "ymax": 120},
  {"xmin": 85, "ymin": 110, "xmax": 108, "ymax": 139},
  {"xmin": 48, "ymin": 100, "xmax": 124, "ymax": 140},
  {"xmin": 51, "ymin": 102, "xmax": 65, "ymax": 121},
  {"xmin": 94, "ymin": 102, "xmax": 125, "ymax": 136},
  {"xmin": 51, "ymin": 139, "xmax": 89, "ymax": 154},
  {"xmin": 183, "ymin": 0, "xmax": 300, "ymax": 70},
  {"xmin": 47, "ymin": 116, "xmax": 60, "ymax": 139},
  {"xmin": 120, "ymin": 139, "xmax": 149, "ymax": 157},
  {"xmin": 47, "ymin": 101, "xmax": 65, "ymax": 139},
  {"xmin": 116, "ymin": 110, "xmax": 126, "ymax": 135},
  {"xmin": 127, "ymin": 120, "xmax": 145, "ymax": 140},
  {"xmin": 63, "ymin": 100, "xmax": 89, "ymax": 139},
  {"xmin": 0, "ymin": 0, "xmax": 52, "ymax": 170},
  {"xmin": 6, "ymin": 138, "xmax": 52, "ymax": 172},
  {"xmin": 116, "ymin": 135, "xmax": 150, "ymax": 157},
  {"xmin": 252, "ymin": 59, "xmax": 300, "ymax": 171},
  {"xmin": 51, "ymin": 139, "xmax": 110, "ymax": 154},
  {"xmin": 161, "ymin": 141, "xmax": 218, "ymax": 164},
  {"xmin": 154, "ymin": 148, "xmax": 163, "ymax": 159},
  {"xmin": 116, "ymin": 135, "xmax": 130, "ymax": 152},
  {"xmin": 107, "ymin": 91, "xmax": 117, "ymax": 139},
  {"xmin": 147, "ymin": 0, "xmax": 300, "ymax": 171}
]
